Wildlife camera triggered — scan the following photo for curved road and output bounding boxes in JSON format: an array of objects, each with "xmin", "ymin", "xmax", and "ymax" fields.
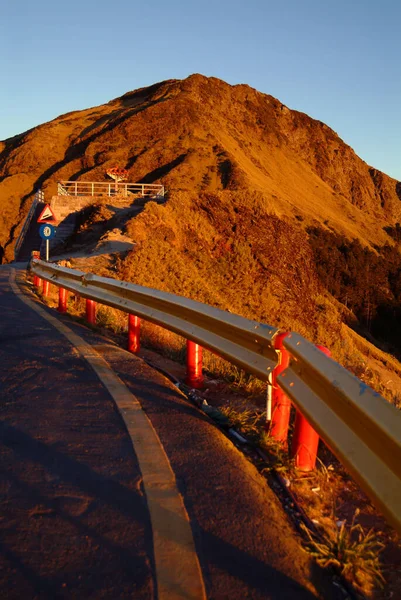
[{"xmin": 0, "ymin": 265, "xmax": 345, "ymax": 599}]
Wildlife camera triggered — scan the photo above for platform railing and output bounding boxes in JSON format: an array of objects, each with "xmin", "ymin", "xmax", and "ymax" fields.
[
  {"xmin": 57, "ymin": 181, "xmax": 165, "ymax": 198},
  {"xmin": 30, "ymin": 258, "xmax": 401, "ymax": 535}
]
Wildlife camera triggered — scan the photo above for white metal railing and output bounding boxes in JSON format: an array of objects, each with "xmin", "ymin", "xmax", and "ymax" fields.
[
  {"xmin": 30, "ymin": 259, "xmax": 401, "ymax": 535},
  {"xmin": 57, "ymin": 181, "xmax": 165, "ymax": 198},
  {"xmin": 14, "ymin": 190, "xmax": 45, "ymax": 260}
]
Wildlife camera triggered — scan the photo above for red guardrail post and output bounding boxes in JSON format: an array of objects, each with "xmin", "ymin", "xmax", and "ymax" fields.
[
  {"xmin": 128, "ymin": 314, "xmax": 140, "ymax": 353},
  {"xmin": 270, "ymin": 332, "xmax": 291, "ymax": 442},
  {"xmin": 86, "ymin": 299, "xmax": 96, "ymax": 325},
  {"xmin": 42, "ymin": 280, "xmax": 50, "ymax": 297},
  {"xmin": 290, "ymin": 345, "xmax": 331, "ymax": 471},
  {"xmin": 186, "ymin": 340, "xmax": 204, "ymax": 389},
  {"xmin": 58, "ymin": 288, "xmax": 67, "ymax": 313},
  {"xmin": 33, "ymin": 275, "xmax": 40, "ymax": 287}
]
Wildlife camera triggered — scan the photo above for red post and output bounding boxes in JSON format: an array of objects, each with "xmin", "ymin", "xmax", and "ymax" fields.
[
  {"xmin": 58, "ymin": 287, "xmax": 67, "ymax": 313},
  {"xmin": 186, "ymin": 340, "xmax": 204, "ymax": 389},
  {"xmin": 86, "ymin": 299, "xmax": 96, "ymax": 325},
  {"xmin": 42, "ymin": 280, "xmax": 50, "ymax": 297},
  {"xmin": 291, "ymin": 345, "xmax": 331, "ymax": 471},
  {"xmin": 128, "ymin": 314, "xmax": 141, "ymax": 353},
  {"xmin": 33, "ymin": 275, "xmax": 39, "ymax": 287},
  {"xmin": 270, "ymin": 332, "xmax": 292, "ymax": 442}
]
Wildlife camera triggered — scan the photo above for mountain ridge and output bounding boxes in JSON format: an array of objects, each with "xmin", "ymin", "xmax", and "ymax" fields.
[
  {"xmin": 3, "ymin": 75, "xmax": 401, "ymax": 408},
  {"xmin": 1, "ymin": 73, "xmax": 400, "ymax": 262}
]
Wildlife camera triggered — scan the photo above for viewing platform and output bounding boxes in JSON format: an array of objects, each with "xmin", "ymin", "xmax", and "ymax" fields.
[
  {"xmin": 14, "ymin": 176, "xmax": 166, "ymax": 261},
  {"xmin": 51, "ymin": 180, "xmax": 165, "ymax": 223},
  {"xmin": 57, "ymin": 180, "xmax": 165, "ymax": 199}
]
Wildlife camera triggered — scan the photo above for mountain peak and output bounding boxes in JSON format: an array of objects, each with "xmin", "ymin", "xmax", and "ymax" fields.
[{"xmin": 0, "ymin": 74, "xmax": 400, "ymax": 263}]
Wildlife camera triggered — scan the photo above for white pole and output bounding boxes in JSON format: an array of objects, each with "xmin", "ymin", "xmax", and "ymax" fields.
[
  {"xmin": 266, "ymin": 371, "xmax": 272, "ymax": 421},
  {"xmin": 46, "ymin": 239, "xmax": 49, "ymax": 261}
]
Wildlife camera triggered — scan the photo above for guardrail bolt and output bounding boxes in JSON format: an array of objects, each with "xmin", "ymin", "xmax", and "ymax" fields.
[
  {"xmin": 270, "ymin": 332, "xmax": 292, "ymax": 442},
  {"xmin": 42, "ymin": 280, "xmax": 50, "ymax": 297},
  {"xmin": 58, "ymin": 287, "xmax": 67, "ymax": 314},
  {"xmin": 128, "ymin": 314, "xmax": 141, "ymax": 353},
  {"xmin": 186, "ymin": 340, "xmax": 204, "ymax": 389},
  {"xmin": 86, "ymin": 299, "xmax": 96, "ymax": 325},
  {"xmin": 291, "ymin": 344, "xmax": 331, "ymax": 471}
]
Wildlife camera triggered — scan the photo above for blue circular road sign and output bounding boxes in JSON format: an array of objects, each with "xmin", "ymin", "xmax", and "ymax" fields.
[{"xmin": 39, "ymin": 224, "xmax": 56, "ymax": 240}]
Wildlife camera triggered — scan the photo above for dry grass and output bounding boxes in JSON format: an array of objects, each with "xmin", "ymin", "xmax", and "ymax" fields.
[
  {"xmin": 214, "ymin": 400, "xmax": 390, "ymax": 596},
  {"xmin": 302, "ymin": 510, "xmax": 385, "ymax": 593}
]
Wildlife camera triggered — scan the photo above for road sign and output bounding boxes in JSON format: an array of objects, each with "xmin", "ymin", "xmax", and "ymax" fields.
[
  {"xmin": 39, "ymin": 224, "xmax": 56, "ymax": 240},
  {"xmin": 39, "ymin": 224, "xmax": 56, "ymax": 262},
  {"xmin": 37, "ymin": 204, "xmax": 57, "ymax": 223}
]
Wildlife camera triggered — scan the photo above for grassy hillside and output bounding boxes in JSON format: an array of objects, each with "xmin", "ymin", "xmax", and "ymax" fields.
[
  {"xmin": 2, "ymin": 74, "xmax": 401, "ymax": 400},
  {"xmin": 60, "ymin": 188, "xmax": 401, "ymax": 405},
  {"xmin": 1, "ymin": 74, "xmax": 400, "ymax": 262}
]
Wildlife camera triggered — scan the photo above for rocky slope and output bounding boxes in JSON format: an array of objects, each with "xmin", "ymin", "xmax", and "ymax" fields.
[{"xmin": 1, "ymin": 74, "xmax": 400, "ymax": 262}]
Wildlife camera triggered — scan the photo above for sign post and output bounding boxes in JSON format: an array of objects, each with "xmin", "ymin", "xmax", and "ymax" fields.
[
  {"xmin": 39, "ymin": 224, "xmax": 56, "ymax": 261},
  {"xmin": 37, "ymin": 204, "xmax": 57, "ymax": 261}
]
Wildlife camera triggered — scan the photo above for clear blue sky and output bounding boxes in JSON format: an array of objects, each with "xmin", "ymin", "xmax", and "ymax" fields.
[{"xmin": 2, "ymin": 0, "xmax": 400, "ymax": 180}]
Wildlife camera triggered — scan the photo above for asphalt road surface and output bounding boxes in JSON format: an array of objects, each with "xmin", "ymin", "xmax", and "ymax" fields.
[{"xmin": 0, "ymin": 264, "xmax": 346, "ymax": 599}]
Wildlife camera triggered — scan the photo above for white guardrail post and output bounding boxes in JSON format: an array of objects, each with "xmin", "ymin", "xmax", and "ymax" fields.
[{"xmin": 29, "ymin": 259, "xmax": 401, "ymax": 535}]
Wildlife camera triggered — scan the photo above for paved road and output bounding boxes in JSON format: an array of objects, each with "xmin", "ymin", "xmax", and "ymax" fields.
[{"xmin": 0, "ymin": 265, "xmax": 345, "ymax": 599}]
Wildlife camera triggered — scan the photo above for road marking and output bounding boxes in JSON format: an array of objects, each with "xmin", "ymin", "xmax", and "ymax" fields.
[{"xmin": 10, "ymin": 269, "xmax": 206, "ymax": 600}]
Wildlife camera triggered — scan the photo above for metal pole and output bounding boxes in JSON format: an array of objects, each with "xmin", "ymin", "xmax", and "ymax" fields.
[
  {"xmin": 290, "ymin": 345, "xmax": 331, "ymax": 471},
  {"xmin": 185, "ymin": 340, "xmax": 204, "ymax": 389},
  {"xmin": 128, "ymin": 314, "xmax": 141, "ymax": 353},
  {"xmin": 85, "ymin": 299, "xmax": 96, "ymax": 325},
  {"xmin": 270, "ymin": 332, "xmax": 291, "ymax": 442},
  {"xmin": 266, "ymin": 371, "xmax": 273, "ymax": 421},
  {"xmin": 46, "ymin": 239, "xmax": 49, "ymax": 261},
  {"xmin": 58, "ymin": 288, "xmax": 67, "ymax": 313},
  {"xmin": 42, "ymin": 280, "xmax": 50, "ymax": 297}
]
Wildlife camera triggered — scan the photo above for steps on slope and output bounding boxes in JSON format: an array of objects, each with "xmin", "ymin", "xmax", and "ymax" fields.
[{"xmin": 16, "ymin": 205, "xmax": 46, "ymax": 261}]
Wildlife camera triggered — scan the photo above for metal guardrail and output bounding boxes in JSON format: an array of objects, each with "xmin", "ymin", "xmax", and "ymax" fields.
[
  {"xmin": 31, "ymin": 259, "xmax": 278, "ymax": 377},
  {"xmin": 31, "ymin": 259, "xmax": 401, "ymax": 534},
  {"xmin": 57, "ymin": 181, "xmax": 165, "ymax": 198},
  {"xmin": 14, "ymin": 190, "xmax": 45, "ymax": 260}
]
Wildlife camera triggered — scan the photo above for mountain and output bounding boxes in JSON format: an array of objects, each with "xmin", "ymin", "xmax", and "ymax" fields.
[
  {"xmin": 2, "ymin": 74, "xmax": 401, "ymax": 403},
  {"xmin": 1, "ymin": 73, "xmax": 400, "ymax": 263}
]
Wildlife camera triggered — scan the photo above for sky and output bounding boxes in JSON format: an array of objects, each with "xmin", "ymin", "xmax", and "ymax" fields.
[{"xmin": 2, "ymin": 0, "xmax": 400, "ymax": 180}]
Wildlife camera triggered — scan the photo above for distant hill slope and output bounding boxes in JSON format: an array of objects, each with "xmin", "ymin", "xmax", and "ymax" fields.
[{"xmin": 1, "ymin": 74, "xmax": 400, "ymax": 261}]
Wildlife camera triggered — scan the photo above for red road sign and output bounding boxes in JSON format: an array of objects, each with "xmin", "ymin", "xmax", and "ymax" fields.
[{"xmin": 37, "ymin": 204, "xmax": 57, "ymax": 223}]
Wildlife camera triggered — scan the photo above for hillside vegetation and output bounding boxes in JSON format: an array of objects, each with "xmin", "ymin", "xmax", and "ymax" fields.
[{"xmin": 2, "ymin": 74, "xmax": 401, "ymax": 399}]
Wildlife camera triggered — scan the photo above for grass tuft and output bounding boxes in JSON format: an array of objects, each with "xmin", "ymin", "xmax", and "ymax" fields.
[
  {"xmin": 219, "ymin": 406, "xmax": 260, "ymax": 437},
  {"xmin": 301, "ymin": 509, "xmax": 385, "ymax": 589}
]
